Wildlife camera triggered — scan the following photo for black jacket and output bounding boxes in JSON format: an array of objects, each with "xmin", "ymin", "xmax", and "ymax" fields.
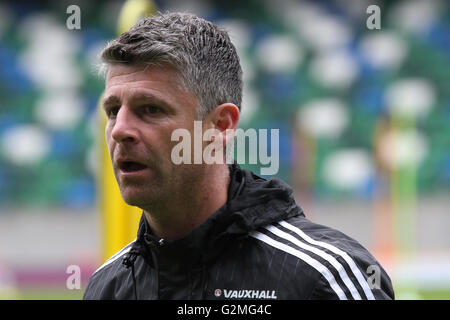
[{"xmin": 83, "ymin": 164, "xmax": 394, "ymax": 300}]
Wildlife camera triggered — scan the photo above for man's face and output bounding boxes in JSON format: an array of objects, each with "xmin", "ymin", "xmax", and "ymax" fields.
[{"xmin": 103, "ymin": 63, "xmax": 201, "ymax": 209}]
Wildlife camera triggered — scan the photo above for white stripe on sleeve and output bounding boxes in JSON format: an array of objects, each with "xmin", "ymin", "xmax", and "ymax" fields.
[
  {"xmin": 250, "ymin": 231, "xmax": 348, "ymax": 300},
  {"xmin": 279, "ymin": 221, "xmax": 375, "ymax": 300},
  {"xmin": 93, "ymin": 239, "xmax": 136, "ymax": 275},
  {"xmin": 264, "ymin": 225, "xmax": 362, "ymax": 299}
]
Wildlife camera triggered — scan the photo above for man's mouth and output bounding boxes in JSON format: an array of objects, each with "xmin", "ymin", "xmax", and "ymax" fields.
[{"xmin": 118, "ymin": 161, "xmax": 148, "ymax": 173}]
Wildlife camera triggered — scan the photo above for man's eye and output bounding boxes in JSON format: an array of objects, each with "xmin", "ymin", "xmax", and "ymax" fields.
[
  {"xmin": 106, "ymin": 107, "xmax": 120, "ymax": 118},
  {"xmin": 144, "ymin": 105, "xmax": 161, "ymax": 114}
]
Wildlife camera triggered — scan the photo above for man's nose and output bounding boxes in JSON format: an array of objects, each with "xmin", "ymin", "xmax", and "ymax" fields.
[{"xmin": 110, "ymin": 107, "xmax": 139, "ymax": 144}]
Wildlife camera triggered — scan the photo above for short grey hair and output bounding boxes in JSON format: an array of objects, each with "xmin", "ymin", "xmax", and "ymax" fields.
[{"xmin": 100, "ymin": 12, "xmax": 243, "ymax": 119}]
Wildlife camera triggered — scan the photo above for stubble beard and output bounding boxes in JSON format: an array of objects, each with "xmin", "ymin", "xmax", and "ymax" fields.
[
  {"xmin": 116, "ymin": 161, "xmax": 205, "ymax": 215},
  {"xmin": 115, "ymin": 164, "xmax": 164, "ymax": 210}
]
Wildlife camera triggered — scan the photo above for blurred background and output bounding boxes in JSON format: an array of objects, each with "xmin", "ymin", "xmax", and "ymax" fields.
[{"xmin": 0, "ymin": 0, "xmax": 449, "ymax": 299}]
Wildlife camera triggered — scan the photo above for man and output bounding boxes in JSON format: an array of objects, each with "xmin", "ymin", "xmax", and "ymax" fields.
[{"xmin": 83, "ymin": 12, "xmax": 394, "ymax": 300}]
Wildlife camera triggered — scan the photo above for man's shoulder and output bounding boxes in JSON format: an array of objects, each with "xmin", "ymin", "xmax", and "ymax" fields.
[
  {"xmin": 83, "ymin": 240, "xmax": 136, "ymax": 299},
  {"xmin": 248, "ymin": 215, "xmax": 394, "ymax": 299},
  {"xmin": 93, "ymin": 240, "xmax": 136, "ymax": 275},
  {"xmin": 281, "ymin": 215, "xmax": 371, "ymax": 254},
  {"xmin": 248, "ymin": 214, "xmax": 375, "ymax": 275},
  {"xmin": 271, "ymin": 214, "xmax": 387, "ymax": 274},
  {"xmin": 252, "ymin": 214, "xmax": 368, "ymax": 253}
]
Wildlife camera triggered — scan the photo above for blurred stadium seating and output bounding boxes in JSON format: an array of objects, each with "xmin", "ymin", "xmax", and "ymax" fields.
[{"xmin": 0, "ymin": 0, "xmax": 449, "ymax": 299}]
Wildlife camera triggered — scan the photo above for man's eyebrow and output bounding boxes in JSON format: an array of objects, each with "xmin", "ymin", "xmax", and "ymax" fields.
[
  {"xmin": 129, "ymin": 93, "xmax": 176, "ymax": 114},
  {"xmin": 102, "ymin": 92, "xmax": 175, "ymax": 114},
  {"xmin": 130, "ymin": 92, "xmax": 170, "ymax": 107},
  {"xmin": 102, "ymin": 96, "xmax": 121, "ymax": 109},
  {"xmin": 102, "ymin": 93, "xmax": 171, "ymax": 107}
]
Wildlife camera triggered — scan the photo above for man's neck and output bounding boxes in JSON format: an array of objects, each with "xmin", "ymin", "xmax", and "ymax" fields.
[{"xmin": 143, "ymin": 165, "xmax": 230, "ymax": 241}]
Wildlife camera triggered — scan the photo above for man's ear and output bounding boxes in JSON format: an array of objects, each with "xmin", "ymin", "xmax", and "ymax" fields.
[
  {"xmin": 208, "ymin": 103, "xmax": 239, "ymax": 130},
  {"xmin": 204, "ymin": 103, "xmax": 240, "ymax": 145}
]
